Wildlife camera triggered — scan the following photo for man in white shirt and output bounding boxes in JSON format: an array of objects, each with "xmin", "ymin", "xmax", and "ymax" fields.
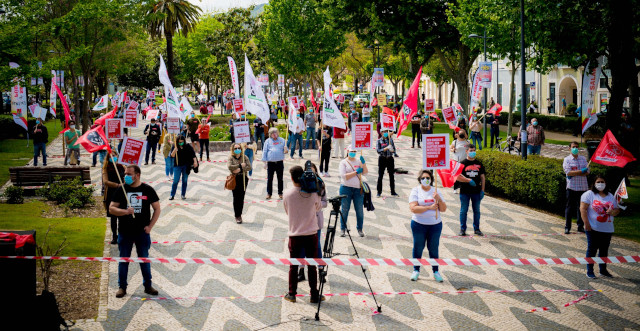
[{"xmin": 290, "ymin": 114, "xmax": 305, "ymax": 159}]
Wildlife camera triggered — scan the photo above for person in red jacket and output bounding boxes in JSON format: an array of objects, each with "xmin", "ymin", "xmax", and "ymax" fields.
[{"xmin": 197, "ymin": 118, "xmax": 210, "ymax": 161}]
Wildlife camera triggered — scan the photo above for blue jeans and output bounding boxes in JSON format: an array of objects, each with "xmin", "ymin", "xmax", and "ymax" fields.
[
  {"xmin": 33, "ymin": 142, "xmax": 47, "ymax": 166},
  {"xmin": 339, "ymin": 185, "xmax": 364, "ymax": 231},
  {"xmin": 362, "ymin": 116, "xmax": 370, "ymax": 122},
  {"xmin": 305, "ymin": 127, "xmax": 316, "ymax": 149},
  {"xmin": 290, "ymin": 133, "xmax": 303, "ymax": 157},
  {"xmin": 585, "ymin": 230, "xmax": 612, "ymax": 274},
  {"xmin": 244, "ymin": 148, "xmax": 254, "ymax": 176},
  {"xmin": 255, "ymin": 131, "xmax": 265, "ymax": 149},
  {"xmin": 460, "ymin": 193, "xmax": 482, "ymax": 232},
  {"xmin": 527, "ymin": 144, "xmax": 541, "ymax": 155},
  {"xmin": 411, "ymin": 221, "xmax": 442, "ymax": 272},
  {"xmin": 165, "ymin": 156, "xmax": 174, "ymax": 177},
  {"xmin": 145, "ymin": 140, "xmax": 158, "ymax": 163},
  {"xmin": 118, "ymin": 232, "xmax": 152, "ymax": 290},
  {"xmin": 471, "ymin": 132, "xmax": 483, "ymax": 150},
  {"xmin": 92, "ymin": 150, "xmax": 107, "ymax": 166},
  {"xmin": 171, "ymin": 165, "xmax": 189, "ymax": 197}
]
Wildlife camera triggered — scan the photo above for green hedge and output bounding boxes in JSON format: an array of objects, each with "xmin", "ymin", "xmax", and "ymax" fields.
[
  {"xmin": 498, "ymin": 112, "xmax": 582, "ymax": 134},
  {"xmin": 476, "ymin": 150, "xmax": 621, "ymax": 215}
]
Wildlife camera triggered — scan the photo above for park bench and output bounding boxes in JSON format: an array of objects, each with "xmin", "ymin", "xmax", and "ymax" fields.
[{"xmin": 9, "ymin": 166, "xmax": 91, "ymax": 189}]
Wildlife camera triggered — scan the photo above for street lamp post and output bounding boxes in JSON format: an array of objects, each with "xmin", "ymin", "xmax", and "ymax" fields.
[
  {"xmin": 469, "ymin": 27, "xmax": 491, "ymax": 148},
  {"xmin": 519, "ymin": 0, "xmax": 528, "ymax": 160}
]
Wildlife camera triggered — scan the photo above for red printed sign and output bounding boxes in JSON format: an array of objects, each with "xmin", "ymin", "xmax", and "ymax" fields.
[
  {"xmin": 288, "ymin": 96, "xmax": 299, "ymax": 109},
  {"xmin": 422, "ymin": 134, "xmax": 450, "ymax": 170},
  {"xmin": 105, "ymin": 118, "xmax": 124, "ymax": 140},
  {"xmin": 233, "ymin": 99, "xmax": 244, "ymax": 114},
  {"xmin": 167, "ymin": 117, "xmax": 180, "ymax": 134},
  {"xmin": 127, "ymin": 101, "xmax": 139, "ymax": 111},
  {"xmin": 161, "ymin": 113, "xmax": 167, "ymax": 121},
  {"xmin": 207, "ymin": 105, "xmax": 214, "ymax": 114},
  {"xmin": 124, "ymin": 109, "xmax": 138, "ymax": 128},
  {"xmin": 442, "ymin": 106, "xmax": 457, "ymax": 125},
  {"xmin": 146, "ymin": 108, "xmax": 159, "ymax": 120},
  {"xmin": 279, "ymin": 99, "xmax": 285, "ymax": 107},
  {"xmin": 381, "ymin": 113, "xmax": 396, "ymax": 131},
  {"xmin": 118, "ymin": 137, "xmax": 147, "ymax": 166},
  {"xmin": 424, "ymin": 99, "xmax": 435, "ymax": 113},
  {"xmin": 351, "ymin": 122, "xmax": 373, "ymax": 150}
]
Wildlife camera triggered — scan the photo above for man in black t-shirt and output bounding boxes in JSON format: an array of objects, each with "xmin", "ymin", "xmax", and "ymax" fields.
[
  {"xmin": 109, "ymin": 165, "xmax": 161, "ymax": 298},
  {"xmin": 410, "ymin": 111, "xmax": 423, "ymax": 148},
  {"xmin": 186, "ymin": 112, "xmax": 201, "ymax": 154},
  {"xmin": 455, "ymin": 145, "xmax": 486, "ymax": 236},
  {"xmin": 144, "ymin": 117, "xmax": 162, "ymax": 165}
]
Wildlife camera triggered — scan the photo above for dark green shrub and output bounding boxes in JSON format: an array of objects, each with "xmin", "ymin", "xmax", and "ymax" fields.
[
  {"xmin": 2, "ymin": 186, "xmax": 24, "ymax": 204},
  {"xmin": 37, "ymin": 176, "xmax": 94, "ymax": 209},
  {"xmin": 476, "ymin": 150, "xmax": 621, "ymax": 215}
]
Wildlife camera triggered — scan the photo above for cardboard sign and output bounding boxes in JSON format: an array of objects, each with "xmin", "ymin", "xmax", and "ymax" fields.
[
  {"xmin": 279, "ymin": 99, "xmax": 285, "ymax": 107},
  {"xmin": 147, "ymin": 90, "xmax": 155, "ymax": 99},
  {"xmin": 381, "ymin": 113, "xmax": 396, "ymax": 131},
  {"xmin": 351, "ymin": 122, "xmax": 373, "ymax": 150},
  {"xmin": 424, "ymin": 99, "xmax": 435, "ymax": 113},
  {"xmin": 422, "ymin": 134, "xmax": 450, "ymax": 170},
  {"xmin": 233, "ymin": 121, "xmax": 251, "ymax": 143},
  {"xmin": 105, "ymin": 118, "xmax": 124, "ymax": 140},
  {"xmin": 233, "ymin": 99, "xmax": 244, "ymax": 114},
  {"xmin": 167, "ymin": 117, "xmax": 180, "ymax": 134},
  {"xmin": 146, "ymin": 108, "xmax": 159, "ymax": 120},
  {"xmin": 377, "ymin": 93, "xmax": 387, "ymax": 106},
  {"xmin": 207, "ymin": 105, "xmax": 214, "ymax": 114},
  {"xmin": 442, "ymin": 106, "xmax": 457, "ymax": 124},
  {"xmin": 124, "ymin": 109, "xmax": 138, "ymax": 128},
  {"xmin": 118, "ymin": 137, "xmax": 147, "ymax": 166}
]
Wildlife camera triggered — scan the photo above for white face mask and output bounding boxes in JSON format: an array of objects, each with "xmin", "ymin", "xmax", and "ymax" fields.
[
  {"xmin": 69, "ymin": 125, "xmax": 75, "ymax": 129},
  {"xmin": 420, "ymin": 178, "xmax": 430, "ymax": 187},
  {"xmin": 595, "ymin": 183, "xmax": 606, "ymax": 191}
]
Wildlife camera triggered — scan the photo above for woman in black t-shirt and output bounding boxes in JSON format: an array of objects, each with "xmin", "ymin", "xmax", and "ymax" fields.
[{"xmin": 170, "ymin": 135, "xmax": 197, "ymax": 200}]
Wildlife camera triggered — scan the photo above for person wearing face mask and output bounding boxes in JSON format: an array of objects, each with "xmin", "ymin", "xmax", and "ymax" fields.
[
  {"xmin": 289, "ymin": 113, "xmax": 305, "ymax": 159},
  {"xmin": 103, "ymin": 153, "xmax": 126, "ymax": 244},
  {"xmin": 162, "ymin": 132, "xmax": 174, "ymax": 180},
  {"xmin": 456, "ymin": 110, "xmax": 467, "ymax": 132},
  {"xmin": 169, "ymin": 135, "xmax": 198, "ymax": 200},
  {"xmin": 262, "ymin": 128, "xmax": 288, "ymax": 199},
  {"xmin": 347, "ymin": 107, "xmax": 360, "ymax": 133},
  {"xmin": 63, "ymin": 120, "xmax": 81, "ymax": 165},
  {"xmin": 580, "ymin": 175, "xmax": 620, "ymax": 279},
  {"xmin": 518, "ymin": 117, "xmax": 545, "ymax": 155},
  {"xmin": 338, "ymin": 145, "xmax": 369, "ymax": 237},
  {"xmin": 468, "ymin": 112, "xmax": 483, "ymax": 150},
  {"xmin": 410, "ymin": 111, "xmax": 423, "ymax": 148},
  {"xmin": 143, "ymin": 117, "xmax": 162, "ymax": 165},
  {"xmin": 197, "ymin": 118, "xmax": 211, "ymax": 162},
  {"xmin": 362, "ymin": 103, "xmax": 371, "ymax": 122},
  {"xmin": 376, "ymin": 129, "xmax": 399, "ymax": 198},
  {"xmin": 228, "ymin": 143, "xmax": 252, "ymax": 224},
  {"xmin": 304, "ymin": 108, "xmax": 317, "ymax": 149},
  {"xmin": 32, "ymin": 119, "xmax": 49, "ymax": 166},
  {"xmin": 317, "ymin": 124, "xmax": 332, "ymax": 176},
  {"xmin": 109, "ymin": 165, "xmax": 161, "ymax": 298},
  {"xmin": 186, "ymin": 112, "xmax": 201, "ymax": 155},
  {"xmin": 456, "ymin": 145, "xmax": 486, "ymax": 236},
  {"xmin": 563, "ymin": 141, "xmax": 589, "ymax": 233},
  {"xmin": 408, "ymin": 170, "xmax": 447, "ymax": 282}
]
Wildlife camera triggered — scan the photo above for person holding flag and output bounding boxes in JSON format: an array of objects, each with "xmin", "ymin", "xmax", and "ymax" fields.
[
  {"xmin": 64, "ymin": 120, "xmax": 80, "ymax": 165},
  {"xmin": 563, "ymin": 142, "xmax": 589, "ymax": 234}
]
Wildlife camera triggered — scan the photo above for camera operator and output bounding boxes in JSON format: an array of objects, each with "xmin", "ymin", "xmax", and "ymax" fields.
[
  {"xmin": 298, "ymin": 163, "xmax": 327, "ymax": 282},
  {"xmin": 282, "ymin": 165, "xmax": 324, "ymax": 303}
]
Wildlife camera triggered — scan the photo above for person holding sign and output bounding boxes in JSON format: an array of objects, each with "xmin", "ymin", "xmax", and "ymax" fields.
[
  {"xmin": 197, "ymin": 118, "xmax": 211, "ymax": 162},
  {"xmin": 162, "ymin": 133, "xmax": 174, "ymax": 180},
  {"xmin": 338, "ymin": 145, "xmax": 369, "ymax": 237},
  {"xmin": 143, "ymin": 117, "xmax": 162, "ymax": 165},
  {"xmin": 376, "ymin": 129, "xmax": 399, "ymax": 198},
  {"xmin": 169, "ymin": 135, "xmax": 197, "ymax": 200},
  {"xmin": 228, "ymin": 143, "xmax": 252, "ymax": 224},
  {"xmin": 109, "ymin": 165, "xmax": 161, "ymax": 298},
  {"xmin": 456, "ymin": 145, "xmax": 485, "ymax": 236},
  {"xmin": 262, "ymin": 128, "xmax": 288, "ymax": 200},
  {"xmin": 408, "ymin": 170, "xmax": 447, "ymax": 282}
]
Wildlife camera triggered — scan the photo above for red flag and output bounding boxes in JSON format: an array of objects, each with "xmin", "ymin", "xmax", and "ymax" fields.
[
  {"xmin": 429, "ymin": 112, "xmax": 440, "ymax": 121},
  {"xmin": 310, "ymin": 92, "xmax": 318, "ymax": 111},
  {"xmin": 382, "ymin": 106, "xmax": 395, "ymax": 117},
  {"xmin": 590, "ymin": 130, "xmax": 636, "ymax": 167},
  {"xmin": 95, "ymin": 106, "xmax": 117, "ymax": 127},
  {"xmin": 371, "ymin": 96, "xmax": 378, "ymax": 107},
  {"xmin": 75, "ymin": 125, "xmax": 111, "ymax": 153},
  {"xmin": 436, "ymin": 160, "xmax": 464, "ymax": 188},
  {"xmin": 398, "ymin": 66, "xmax": 423, "ymax": 136},
  {"xmin": 487, "ymin": 103, "xmax": 503, "ymax": 116},
  {"xmin": 52, "ymin": 81, "xmax": 71, "ymax": 133},
  {"xmin": 448, "ymin": 123, "xmax": 461, "ymax": 132}
]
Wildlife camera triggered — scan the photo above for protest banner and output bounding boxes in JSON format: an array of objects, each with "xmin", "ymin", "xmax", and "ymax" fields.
[
  {"xmin": 161, "ymin": 113, "xmax": 167, "ymax": 122},
  {"xmin": 337, "ymin": 94, "xmax": 345, "ymax": 104},
  {"xmin": 373, "ymin": 68, "xmax": 385, "ymax": 87},
  {"xmin": 147, "ymin": 90, "xmax": 155, "ymax": 99},
  {"xmin": 28, "ymin": 104, "xmax": 47, "ymax": 121},
  {"xmin": 377, "ymin": 93, "xmax": 387, "ymax": 106},
  {"xmin": 243, "ymin": 55, "xmax": 270, "ymax": 123},
  {"xmin": 441, "ymin": 106, "xmax": 457, "ymax": 124},
  {"xmin": 278, "ymin": 74, "xmax": 285, "ymax": 88},
  {"xmin": 422, "ymin": 134, "xmax": 450, "ymax": 170},
  {"xmin": 351, "ymin": 122, "xmax": 373, "ymax": 150},
  {"xmin": 124, "ymin": 109, "xmax": 138, "ymax": 128},
  {"xmin": 75, "ymin": 125, "xmax": 110, "ymax": 153},
  {"xmin": 207, "ymin": 105, "xmax": 214, "ymax": 114},
  {"xmin": 478, "ymin": 61, "xmax": 492, "ymax": 88},
  {"xmin": 233, "ymin": 99, "xmax": 244, "ymax": 114},
  {"xmin": 398, "ymin": 66, "xmax": 422, "ymax": 137},
  {"xmin": 424, "ymin": 99, "xmax": 435, "ymax": 113},
  {"xmin": 381, "ymin": 113, "xmax": 396, "ymax": 131},
  {"xmin": 167, "ymin": 117, "xmax": 180, "ymax": 134},
  {"xmin": 581, "ymin": 59, "xmax": 602, "ymax": 134},
  {"xmin": 228, "ymin": 56, "xmax": 240, "ymax": 99},
  {"xmin": 233, "ymin": 121, "xmax": 251, "ymax": 143},
  {"xmin": 118, "ymin": 137, "xmax": 147, "ymax": 166},
  {"xmin": 105, "ymin": 118, "xmax": 124, "ymax": 140}
]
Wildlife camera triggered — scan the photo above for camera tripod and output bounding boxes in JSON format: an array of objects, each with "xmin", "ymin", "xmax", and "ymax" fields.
[{"xmin": 315, "ymin": 195, "xmax": 381, "ymax": 321}]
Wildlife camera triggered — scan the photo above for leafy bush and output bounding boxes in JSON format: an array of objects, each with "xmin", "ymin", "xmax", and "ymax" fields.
[
  {"xmin": 37, "ymin": 176, "xmax": 94, "ymax": 209},
  {"xmin": 476, "ymin": 150, "xmax": 621, "ymax": 215},
  {"xmin": 566, "ymin": 103, "xmax": 578, "ymax": 115},
  {"xmin": 2, "ymin": 186, "xmax": 24, "ymax": 204},
  {"xmin": 209, "ymin": 125, "xmax": 231, "ymax": 141},
  {"xmin": 498, "ymin": 111, "xmax": 588, "ymax": 134}
]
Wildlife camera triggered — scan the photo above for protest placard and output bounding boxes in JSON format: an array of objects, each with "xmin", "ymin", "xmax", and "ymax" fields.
[
  {"xmin": 233, "ymin": 99, "xmax": 244, "ymax": 114},
  {"xmin": 279, "ymin": 99, "xmax": 285, "ymax": 107},
  {"xmin": 381, "ymin": 113, "xmax": 396, "ymax": 131},
  {"xmin": 233, "ymin": 121, "xmax": 251, "ymax": 143},
  {"xmin": 352, "ymin": 122, "xmax": 373, "ymax": 150},
  {"xmin": 146, "ymin": 108, "xmax": 159, "ymax": 120},
  {"xmin": 442, "ymin": 106, "xmax": 457, "ymax": 124},
  {"xmin": 124, "ymin": 109, "xmax": 138, "ymax": 128},
  {"xmin": 167, "ymin": 117, "xmax": 180, "ymax": 134},
  {"xmin": 424, "ymin": 99, "xmax": 435, "ymax": 113},
  {"xmin": 105, "ymin": 118, "xmax": 124, "ymax": 140},
  {"xmin": 118, "ymin": 137, "xmax": 146, "ymax": 166},
  {"xmin": 377, "ymin": 93, "xmax": 387, "ymax": 106},
  {"xmin": 422, "ymin": 134, "xmax": 449, "ymax": 170}
]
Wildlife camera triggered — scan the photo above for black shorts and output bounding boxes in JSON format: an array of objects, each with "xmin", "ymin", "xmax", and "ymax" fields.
[{"xmin": 189, "ymin": 133, "xmax": 199, "ymax": 142}]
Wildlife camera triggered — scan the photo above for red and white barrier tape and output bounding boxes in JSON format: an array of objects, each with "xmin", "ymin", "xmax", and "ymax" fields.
[
  {"xmin": 166, "ymin": 199, "xmax": 280, "ymax": 207},
  {"xmin": 527, "ymin": 293, "xmax": 596, "ymax": 313},
  {"xmin": 145, "ymin": 178, "xmax": 266, "ymax": 184},
  {"xmin": 133, "ymin": 289, "xmax": 601, "ymax": 302},
  {"xmin": 0, "ymin": 256, "xmax": 637, "ymax": 266}
]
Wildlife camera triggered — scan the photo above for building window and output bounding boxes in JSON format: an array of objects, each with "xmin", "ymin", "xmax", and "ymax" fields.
[
  {"xmin": 549, "ymin": 83, "xmax": 556, "ymax": 114},
  {"xmin": 497, "ymin": 84, "xmax": 502, "ymax": 105},
  {"xmin": 599, "ymin": 77, "xmax": 608, "ymax": 89}
]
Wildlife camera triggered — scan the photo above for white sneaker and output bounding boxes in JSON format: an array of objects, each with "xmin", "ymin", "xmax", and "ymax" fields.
[
  {"xmin": 453, "ymin": 189, "xmax": 459, "ymax": 194},
  {"xmin": 410, "ymin": 271, "xmax": 419, "ymax": 281},
  {"xmin": 325, "ymin": 172, "xmax": 331, "ymax": 177}
]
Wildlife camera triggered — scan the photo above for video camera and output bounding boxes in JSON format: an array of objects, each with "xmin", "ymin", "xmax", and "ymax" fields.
[
  {"xmin": 328, "ymin": 195, "xmax": 346, "ymax": 211},
  {"xmin": 300, "ymin": 160, "xmax": 325, "ymax": 194}
]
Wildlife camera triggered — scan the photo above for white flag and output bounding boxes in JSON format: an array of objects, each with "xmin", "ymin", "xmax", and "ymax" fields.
[
  {"xmin": 49, "ymin": 71, "xmax": 57, "ymax": 118},
  {"xmin": 228, "ymin": 56, "xmax": 240, "ymax": 99},
  {"xmin": 288, "ymin": 99, "xmax": 299, "ymax": 133},
  {"xmin": 179, "ymin": 96, "xmax": 194, "ymax": 117},
  {"xmin": 581, "ymin": 58, "xmax": 603, "ymax": 134},
  {"xmin": 615, "ymin": 178, "xmax": 628, "ymax": 210},
  {"xmin": 28, "ymin": 104, "xmax": 47, "ymax": 121},
  {"xmin": 322, "ymin": 67, "xmax": 346, "ymax": 129},
  {"xmin": 158, "ymin": 55, "xmax": 184, "ymax": 121},
  {"xmin": 92, "ymin": 95, "xmax": 108, "ymax": 111},
  {"xmin": 323, "ymin": 66, "xmax": 332, "ymax": 95},
  {"xmin": 243, "ymin": 54, "xmax": 271, "ymax": 123}
]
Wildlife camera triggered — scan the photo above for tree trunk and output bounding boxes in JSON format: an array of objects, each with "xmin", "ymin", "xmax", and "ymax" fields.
[
  {"xmin": 507, "ymin": 60, "xmax": 517, "ymax": 137},
  {"xmin": 449, "ymin": 81, "xmax": 456, "ymax": 107},
  {"xmin": 437, "ymin": 82, "xmax": 443, "ymax": 109},
  {"xmin": 165, "ymin": 30, "xmax": 174, "ymax": 81}
]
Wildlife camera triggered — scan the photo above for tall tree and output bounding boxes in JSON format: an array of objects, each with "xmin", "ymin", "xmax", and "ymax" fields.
[{"xmin": 146, "ymin": 0, "xmax": 201, "ymax": 81}]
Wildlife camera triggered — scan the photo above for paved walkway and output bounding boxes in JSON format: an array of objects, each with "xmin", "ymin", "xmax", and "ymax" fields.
[{"xmin": 36, "ymin": 119, "xmax": 640, "ymax": 330}]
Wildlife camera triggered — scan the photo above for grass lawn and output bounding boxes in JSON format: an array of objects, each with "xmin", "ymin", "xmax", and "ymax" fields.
[
  {"xmin": 614, "ymin": 177, "xmax": 640, "ymax": 243},
  {"xmin": 0, "ymin": 201, "xmax": 105, "ymax": 256},
  {"xmin": 0, "ymin": 120, "xmax": 61, "ymax": 185}
]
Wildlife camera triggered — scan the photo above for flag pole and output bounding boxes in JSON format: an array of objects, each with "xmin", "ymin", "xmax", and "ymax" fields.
[
  {"xmin": 435, "ymin": 171, "xmax": 439, "ymax": 219},
  {"xmin": 319, "ymin": 119, "xmax": 323, "ymax": 161},
  {"xmin": 242, "ymin": 145, "xmax": 246, "ymax": 190},
  {"xmin": 109, "ymin": 150, "xmax": 134, "ymax": 219}
]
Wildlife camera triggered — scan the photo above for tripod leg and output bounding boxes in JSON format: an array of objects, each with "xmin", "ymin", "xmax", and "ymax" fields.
[
  {"xmin": 344, "ymin": 220, "xmax": 382, "ymax": 313},
  {"xmin": 316, "ymin": 209, "xmax": 340, "ymax": 321}
]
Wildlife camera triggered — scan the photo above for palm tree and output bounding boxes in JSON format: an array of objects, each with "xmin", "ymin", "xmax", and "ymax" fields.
[{"xmin": 147, "ymin": 0, "xmax": 201, "ymax": 80}]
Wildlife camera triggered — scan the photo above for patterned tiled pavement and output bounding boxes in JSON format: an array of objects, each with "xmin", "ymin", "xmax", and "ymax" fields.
[{"xmin": 35, "ymin": 120, "xmax": 640, "ymax": 330}]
